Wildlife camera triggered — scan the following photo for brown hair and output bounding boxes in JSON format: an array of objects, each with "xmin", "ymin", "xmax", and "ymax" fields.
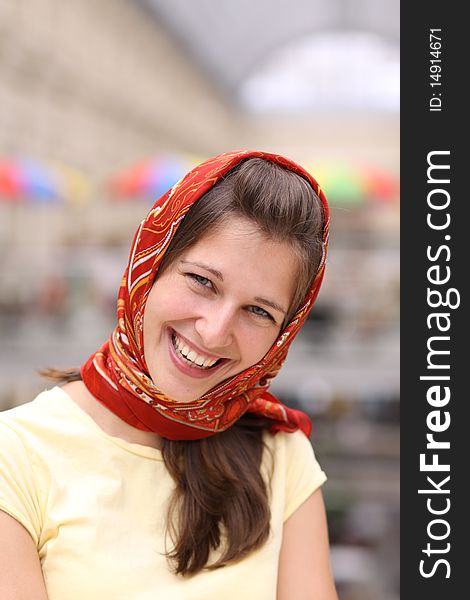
[{"xmin": 41, "ymin": 158, "xmax": 325, "ymax": 575}]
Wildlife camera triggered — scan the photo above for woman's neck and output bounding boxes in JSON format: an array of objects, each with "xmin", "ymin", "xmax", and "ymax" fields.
[{"xmin": 62, "ymin": 380, "xmax": 164, "ymax": 450}]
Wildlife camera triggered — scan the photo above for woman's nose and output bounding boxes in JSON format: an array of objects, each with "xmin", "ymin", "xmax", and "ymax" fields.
[{"xmin": 195, "ymin": 305, "xmax": 235, "ymax": 351}]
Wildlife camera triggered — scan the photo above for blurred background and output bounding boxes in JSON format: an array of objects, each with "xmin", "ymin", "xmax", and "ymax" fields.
[{"xmin": 0, "ymin": 1, "xmax": 399, "ymax": 598}]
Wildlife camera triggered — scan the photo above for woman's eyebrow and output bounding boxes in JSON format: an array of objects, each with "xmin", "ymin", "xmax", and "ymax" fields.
[
  {"xmin": 180, "ymin": 260, "xmax": 224, "ymax": 281},
  {"xmin": 254, "ymin": 297, "xmax": 287, "ymax": 316}
]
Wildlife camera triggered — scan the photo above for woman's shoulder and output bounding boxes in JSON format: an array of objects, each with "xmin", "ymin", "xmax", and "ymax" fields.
[
  {"xmin": 263, "ymin": 427, "xmax": 318, "ymax": 459},
  {"xmin": 262, "ymin": 428, "xmax": 327, "ymax": 521},
  {"xmin": 0, "ymin": 389, "xmax": 64, "ymax": 545},
  {"xmin": 263, "ymin": 428, "xmax": 325, "ymax": 477},
  {"xmin": 0, "ymin": 386, "xmax": 93, "ymax": 466},
  {"xmin": 0, "ymin": 386, "xmax": 72, "ymax": 435}
]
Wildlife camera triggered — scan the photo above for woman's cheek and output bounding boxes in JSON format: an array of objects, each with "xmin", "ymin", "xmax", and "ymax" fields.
[{"xmin": 240, "ymin": 323, "xmax": 275, "ymax": 365}]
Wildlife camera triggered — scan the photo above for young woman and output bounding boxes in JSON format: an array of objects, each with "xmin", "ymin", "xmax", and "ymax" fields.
[{"xmin": 0, "ymin": 151, "xmax": 338, "ymax": 599}]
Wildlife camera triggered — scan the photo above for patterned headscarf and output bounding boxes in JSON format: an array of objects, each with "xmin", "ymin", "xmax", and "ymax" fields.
[{"xmin": 81, "ymin": 151, "xmax": 329, "ymax": 440}]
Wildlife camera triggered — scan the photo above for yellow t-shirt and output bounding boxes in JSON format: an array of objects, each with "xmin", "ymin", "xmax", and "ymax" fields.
[{"xmin": 0, "ymin": 386, "xmax": 326, "ymax": 600}]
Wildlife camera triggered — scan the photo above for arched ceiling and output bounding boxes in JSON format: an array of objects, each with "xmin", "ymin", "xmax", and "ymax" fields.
[{"xmin": 140, "ymin": 0, "xmax": 399, "ymax": 94}]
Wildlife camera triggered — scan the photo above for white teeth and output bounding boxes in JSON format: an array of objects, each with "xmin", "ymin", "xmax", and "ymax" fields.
[{"xmin": 172, "ymin": 333, "xmax": 219, "ymax": 369}]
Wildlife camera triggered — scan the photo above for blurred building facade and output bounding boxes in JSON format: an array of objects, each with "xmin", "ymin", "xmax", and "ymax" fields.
[
  {"xmin": 0, "ymin": 0, "xmax": 239, "ymax": 176},
  {"xmin": 0, "ymin": 0, "xmax": 399, "ymax": 174}
]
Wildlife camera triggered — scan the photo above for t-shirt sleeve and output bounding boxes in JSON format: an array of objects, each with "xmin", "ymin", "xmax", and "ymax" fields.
[
  {"xmin": 283, "ymin": 430, "xmax": 327, "ymax": 521},
  {"xmin": 0, "ymin": 421, "xmax": 43, "ymax": 545}
]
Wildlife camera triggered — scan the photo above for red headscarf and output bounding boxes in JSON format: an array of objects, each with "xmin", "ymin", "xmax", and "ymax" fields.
[{"xmin": 81, "ymin": 151, "xmax": 329, "ymax": 440}]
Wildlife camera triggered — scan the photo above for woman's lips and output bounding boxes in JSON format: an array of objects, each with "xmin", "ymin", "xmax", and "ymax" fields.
[{"xmin": 167, "ymin": 328, "xmax": 227, "ymax": 379}]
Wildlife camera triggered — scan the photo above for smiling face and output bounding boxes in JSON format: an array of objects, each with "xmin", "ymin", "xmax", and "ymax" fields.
[{"xmin": 142, "ymin": 216, "xmax": 299, "ymax": 403}]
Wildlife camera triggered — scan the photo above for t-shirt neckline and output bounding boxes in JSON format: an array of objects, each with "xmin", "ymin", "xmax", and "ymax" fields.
[{"xmin": 50, "ymin": 386, "xmax": 163, "ymax": 461}]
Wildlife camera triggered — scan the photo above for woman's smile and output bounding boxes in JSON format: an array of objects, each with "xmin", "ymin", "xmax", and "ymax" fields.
[
  {"xmin": 142, "ymin": 216, "xmax": 299, "ymax": 403},
  {"xmin": 167, "ymin": 328, "xmax": 228, "ymax": 379}
]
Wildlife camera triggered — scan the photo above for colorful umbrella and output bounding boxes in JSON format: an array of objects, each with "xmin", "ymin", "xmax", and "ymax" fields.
[
  {"xmin": 0, "ymin": 158, "xmax": 93, "ymax": 205},
  {"xmin": 108, "ymin": 155, "xmax": 196, "ymax": 200},
  {"xmin": 306, "ymin": 161, "xmax": 399, "ymax": 206},
  {"xmin": 0, "ymin": 158, "xmax": 63, "ymax": 202},
  {"xmin": 360, "ymin": 164, "xmax": 399, "ymax": 202}
]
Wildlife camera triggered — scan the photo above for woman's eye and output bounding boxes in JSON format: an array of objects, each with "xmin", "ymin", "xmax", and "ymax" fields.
[
  {"xmin": 249, "ymin": 305, "xmax": 274, "ymax": 321},
  {"xmin": 188, "ymin": 273, "xmax": 213, "ymax": 289}
]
